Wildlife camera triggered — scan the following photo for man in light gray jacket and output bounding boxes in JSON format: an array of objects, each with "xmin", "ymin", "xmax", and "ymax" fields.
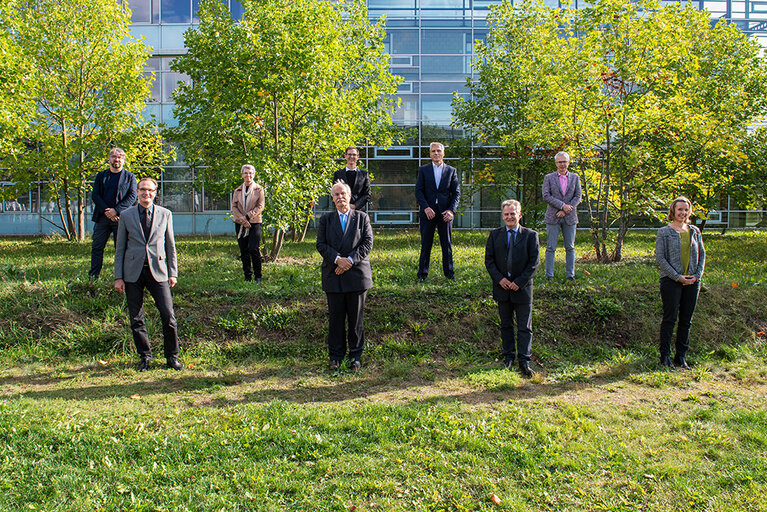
[
  {"xmin": 542, "ymin": 151, "xmax": 582, "ymax": 282},
  {"xmin": 114, "ymin": 177, "xmax": 181, "ymax": 372}
]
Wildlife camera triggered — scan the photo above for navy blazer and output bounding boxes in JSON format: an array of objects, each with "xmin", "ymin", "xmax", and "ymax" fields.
[
  {"xmin": 91, "ymin": 168, "xmax": 137, "ymax": 222},
  {"xmin": 484, "ymin": 225, "xmax": 540, "ymax": 303},
  {"xmin": 332, "ymin": 169, "xmax": 371, "ymax": 212},
  {"xmin": 415, "ymin": 163, "xmax": 460, "ymax": 214},
  {"xmin": 316, "ymin": 209, "xmax": 373, "ymax": 293}
]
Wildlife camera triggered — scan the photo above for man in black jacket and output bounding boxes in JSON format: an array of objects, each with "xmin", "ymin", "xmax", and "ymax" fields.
[
  {"xmin": 316, "ymin": 182, "xmax": 373, "ymax": 372},
  {"xmin": 89, "ymin": 147, "xmax": 137, "ymax": 279},
  {"xmin": 484, "ymin": 199, "xmax": 540, "ymax": 377},
  {"xmin": 332, "ymin": 146, "xmax": 370, "ymax": 212}
]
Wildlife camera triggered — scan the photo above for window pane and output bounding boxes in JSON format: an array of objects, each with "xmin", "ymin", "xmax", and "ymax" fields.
[
  {"xmin": 161, "ymin": 0, "xmax": 191, "ymax": 23},
  {"xmin": 421, "ymin": 29, "xmax": 470, "ymax": 54},
  {"xmin": 160, "ymin": 181, "xmax": 193, "ymax": 212},
  {"xmin": 128, "ymin": 0, "xmax": 151, "ymax": 23}
]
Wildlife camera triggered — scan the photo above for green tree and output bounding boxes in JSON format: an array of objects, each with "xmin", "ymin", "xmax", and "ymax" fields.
[
  {"xmin": 453, "ymin": 0, "xmax": 767, "ymax": 261},
  {"xmin": 171, "ymin": 0, "xmax": 400, "ymax": 259},
  {"xmin": 1, "ymin": 0, "xmax": 161, "ymax": 241}
]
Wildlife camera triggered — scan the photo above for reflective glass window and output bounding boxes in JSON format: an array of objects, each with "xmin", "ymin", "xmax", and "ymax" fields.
[
  {"xmin": 392, "ymin": 94, "xmax": 419, "ymax": 123},
  {"xmin": 231, "ymin": 0, "xmax": 245, "ymax": 19},
  {"xmin": 386, "ymin": 29, "xmax": 420, "ymax": 54},
  {"xmin": 161, "ymin": 0, "xmax": 191, "ymax": 23},
  {"xmin": 128, "ymin": 0, "xmax": 151, "ymax": 23},
  {"xmin": 421, "ymin": 29, "xmax": 471, "ymax": 54},
  {"xmin": 160, "ymin": 181, "xmax": 193, "ymax": 212},
  {"xmin": 163, "ymin": 72, "xmax": 189, "ymax": 102},
  {"xmin": 420, "ymin": 55, "xmax": 470, "ymax": 78}
]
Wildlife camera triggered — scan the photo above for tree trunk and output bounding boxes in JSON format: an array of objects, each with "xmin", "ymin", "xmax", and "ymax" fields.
[
  {"xmin": 298, "ymin": 216, "xmax": 311, "ymax": 242},
  {"xmin": 269, "ymin": 228, "xmax": 285, "ymax": 260}
]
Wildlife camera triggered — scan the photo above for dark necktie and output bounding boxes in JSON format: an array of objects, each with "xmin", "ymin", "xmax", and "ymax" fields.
[
  {"xmin": 141, "ymin": 206, "xmax": 151, "ymax": 240},
  {"xmin": 506, "ymin": 229, "xmax": 515, "ymax": 276}
]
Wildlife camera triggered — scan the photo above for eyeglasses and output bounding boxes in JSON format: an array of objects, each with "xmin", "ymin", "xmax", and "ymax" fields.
[{"xmin": 138, "ymin": 187, "xmax": 157, "ymax": 192}]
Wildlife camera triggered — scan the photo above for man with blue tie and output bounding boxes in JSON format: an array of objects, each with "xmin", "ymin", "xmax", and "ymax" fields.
[
  {"xmin": 484, "ymin": 199, "xmax": 540, "ymax": 377},
  {"xmin": 415, "ymin": 142, "xmax": 460, "ymax": 281},
  {"xmin": 316, "ymin": 181, "xmax": 374, "ymax": 371},
  {"xmin": 542, "ymin": 151, "xmax": 582, "ymax": 282}
]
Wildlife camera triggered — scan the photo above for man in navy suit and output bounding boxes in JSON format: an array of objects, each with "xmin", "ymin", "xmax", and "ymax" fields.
[
  {"xmin": 89, "ymin": 147, "xmax": 137, "ymax": 279},
  {"xmin": 415, "ymin": 142, "xmax": 460, "ymax": 281},
  {"xmin": 316, "ymin": 181, "xmax": 374, "ymax": 372},
  {"xmin": 485, "ymin": 199, "xmax": 540, "ymax": 377},
  {"xmin": 542, "ymin": 151, "xmax": 581, "ymax": 282},
  {"xmin": 332, "ymin": 146, "xmax": 370, "ymax": 212}
]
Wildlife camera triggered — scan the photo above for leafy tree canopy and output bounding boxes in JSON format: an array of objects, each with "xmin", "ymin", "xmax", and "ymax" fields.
[{"xmin": 171, "ymin": 0, "xmax": 400, "ymax": 258}]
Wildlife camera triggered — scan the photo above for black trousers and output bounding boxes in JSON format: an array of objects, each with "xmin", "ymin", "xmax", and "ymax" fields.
[
  {"xmin": 498, "ymin": 300, "xmax": 533, "ymax": 363},
  {"xmin": 326, "ymin": 290, "xmax": 367, "ymax": 362},
  {"xmin": 89, "ymin": 217, "xmax": 119, "ymax": 278},
  {"xmin": 659, "ymin": 277, "xmax": 700, "ymax": 360},
  {"xmin": 417, "ymin": 211, "xmax": 453, "ymax": 279},
  {"xmin": 237, "ymin": 223, "xmax": 262, "ymax": 280},
  {"xmin": 125, "ymin": 266, "xmax": 179, "ymax": 360}
]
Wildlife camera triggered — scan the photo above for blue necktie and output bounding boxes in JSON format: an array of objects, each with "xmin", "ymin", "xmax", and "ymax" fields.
[{"xmin": 340, "ymin": 213, "xmax": 347, "ymax": 232}]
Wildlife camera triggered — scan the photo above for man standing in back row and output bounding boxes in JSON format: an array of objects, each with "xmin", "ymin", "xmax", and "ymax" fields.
[
  {"xmin": 89, "ymin": 147, "xmax": 137, "ymax": 280},
  {"xmin": 332, "ymin": 146, "xmax": 370, "ymax": 212},
  {"xmin": 114, "ymin": 177, "xmax": 182, "ymax": 372},
  {"xmin": 415, "ymin": 142, "xmax": 460, "ymax": 281},
  {"xmin": 542, "ymin": 151, "xmax": 581, "ymax": 282}
]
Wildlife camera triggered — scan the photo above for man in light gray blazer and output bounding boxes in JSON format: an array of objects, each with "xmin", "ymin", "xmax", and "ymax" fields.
[
  {"xmin": 542, "ymin": 151, "xmax": 582, "ymax": 282},
  {"xmin": 114, "ymin": 177, "xmax": 181, "ymax": 372}
]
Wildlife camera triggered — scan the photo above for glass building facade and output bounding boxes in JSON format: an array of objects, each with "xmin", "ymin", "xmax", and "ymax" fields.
[{"xmin": 2, "ymin": 0, "xmax": 767, "ymax": 234}]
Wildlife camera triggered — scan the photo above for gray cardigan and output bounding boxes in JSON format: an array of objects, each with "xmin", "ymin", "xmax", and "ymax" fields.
[{"xmin": 655, "ymin": 224, "xmax": 705, "ymax": 282}]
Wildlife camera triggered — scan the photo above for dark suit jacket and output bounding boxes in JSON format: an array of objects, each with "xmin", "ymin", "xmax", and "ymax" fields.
[
  {"xmin": 91, "ymin": 168, "xmax": 137, "ymax": 222},
  {"xmin": 484, "ymin": 225, "xmax": 540, "ymax": 303},
  {"xmin": 316, "ymin": 209, "xmax": 373, "ymax": 293},
  {"xmin": 114, "ymin": 204, "xmax": 178, "ymax": 283},
  {"xmin": 415, "ymin": 163, "xmax": 460, "ymax": 214},
  {"xmin": 542, "ymin": 171, "xmax": 581, "ymax": 225},
  {"xmin": 332, "ymin": 169, "xmax": 370, "ymax": 212}
]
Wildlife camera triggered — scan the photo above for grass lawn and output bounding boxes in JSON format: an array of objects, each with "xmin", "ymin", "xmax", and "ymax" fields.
[{"xmin": 1, "ymin": 229, "xmax": 766, "ymax": 511}]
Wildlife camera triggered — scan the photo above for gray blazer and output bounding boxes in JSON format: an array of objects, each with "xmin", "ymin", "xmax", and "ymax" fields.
[
  {"xmin": 655, "ymin": 224, "xmax": 705, "ymax": 282},
  {"xmin": 542, "ymin": 171, "xmax": 582, "ymax": 225},
  {"xmin": 114, "ymin": 205, "xmax": 178, "ymax": 283}
]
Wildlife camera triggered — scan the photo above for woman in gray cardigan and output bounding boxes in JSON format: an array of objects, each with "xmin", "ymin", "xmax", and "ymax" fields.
[{"xmin": 655, "ymin": 196, "xmax": 705, "ymax": 369}]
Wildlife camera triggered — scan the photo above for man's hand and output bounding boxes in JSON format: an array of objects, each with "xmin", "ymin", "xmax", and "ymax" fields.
[
  {"xmin": 105, "ymin": 208, "xmax": 118, "ymax": 221},
  {"xmin": 556, "ymin": 210, "xmax": 566, "ymax": 218},
  {"xmin": 499, "ymin": 278, "xmax": 520, "ymax": 291},
  {"xmin": 114, "ymin": 278, "xmax": 125, "ymax": 293},
  {"xmin": 336, "ymin": 257, "xmax": 352, "ymax": 272},
  {"xmin": 169, "ymin": 277, "xmax": 177, "ymax": 288},
  {"xmin": 561, "ymin": 204, "xmax": 574, "ymax": 214},
  {"xmin": 424, "ymin": 207, "xmax": 436, "ymax": 220},
  {"xmin": 441, "ymin": 210, "xmax": 454, "ymax": 222}
]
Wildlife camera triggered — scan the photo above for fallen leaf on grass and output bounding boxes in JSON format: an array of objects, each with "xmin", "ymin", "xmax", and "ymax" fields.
[
  {"xmin": 582, "ymin": 270, "xmax": 591, "ymax": 276},
  {"xmin": 130, "ymin": 394, "xmax": 141, "ymax": 400},
  {"xmin": 97, "ymin": 360, "xmax": 108, "ymax": 366},
  {"xmin": 491, "ymin": 494, "xmax": 502, "ymax": 505}
]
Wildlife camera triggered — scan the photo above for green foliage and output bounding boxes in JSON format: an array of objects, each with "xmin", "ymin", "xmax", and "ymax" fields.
[
  {"xmin": 0, "ymin": 0, "xmax": 166, "ymax": 240},
  {"xmin": 171, "ymin": 0, "xmax": 400, "ymax": 258},
  {"xmin": 454, "ymin": 0, "xmax": 767, "ymax": 258}
]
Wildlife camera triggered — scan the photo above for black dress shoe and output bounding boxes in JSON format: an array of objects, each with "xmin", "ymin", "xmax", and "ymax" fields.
[
  {"xmin": 137, "ymin": 358, "xmax": 150, "ymax": 372},
  {"xmin": 350, "ymin": 360, "xmax": 361, "ymax": 372},
  {"xmin": 674, "ymin": 355, "xmax": 689, "ymax": 369},
  {"xmin": 660, "ymin": 356, "xmax": 675, "ymax": 370},
  {"xmin": 166, "ymin": 357, "xmax": 183, "ymax": 370},
  {"xmin": 504, "ymin": 360, "xmax": 514, "ymax": 370},
  {"xmin": 329, "ymin": 360, "xmax": 341, "ymax": 371},
  {"xmin": 518, "ymin": 361, "xmax": 535, "ymax": 378}
]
